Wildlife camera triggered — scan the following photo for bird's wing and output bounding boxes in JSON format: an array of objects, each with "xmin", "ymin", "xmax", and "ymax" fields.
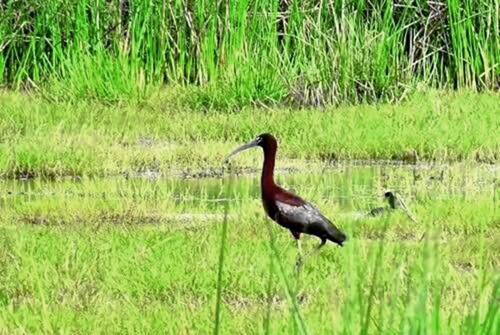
[
  {"xmin": 274, "ymin": 192, "xmax": 346, "ymax": 245},
  {"xmin": 274, "ymin": 189, "xmax": 335, "ymax": 232},
  {"xmin": 274, "ymin": 189, "xmax": 304, "ymax": 206},
  {"xmin": 275, "ymin": 200, "xmax": 327, "ymax": 228},
  {"xmin": 369, "ymin": 207, "xmax": 385, "ymax": 216}
]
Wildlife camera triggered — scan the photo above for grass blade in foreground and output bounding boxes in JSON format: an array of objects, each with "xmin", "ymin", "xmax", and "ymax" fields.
[{"xmin": 213, "ymin": 174, "xmax": 232, "ymax": 334}]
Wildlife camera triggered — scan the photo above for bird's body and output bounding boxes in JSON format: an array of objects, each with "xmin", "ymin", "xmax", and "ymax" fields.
[
  {"xmin": 368, "ymin": 206, "xmax": 386, "ymax": 216},
  {"xmin": 263, "ymin": 184, "xmax": 346, "ymax": 245},
  {"xmin": 369, "ymin": 190, "xmax": 417, "ymax": 222},
  {"xmin": 225, "ymin": 133, "xmax": 346, "ymax": 268}
]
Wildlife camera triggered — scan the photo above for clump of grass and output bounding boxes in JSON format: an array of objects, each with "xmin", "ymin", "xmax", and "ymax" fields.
[
  {"xmin": 0, "ymin": 90, "xmax": 498, "ymax": 178},
  {"xmin": 0, "ymin": 0, "xmax": 497, "ymax": 107}
]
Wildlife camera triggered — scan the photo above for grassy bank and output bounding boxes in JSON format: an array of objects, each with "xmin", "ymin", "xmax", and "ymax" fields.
[
  {"xmin": 0, "ymin": 164, "xmax": 498, "ymax": 333},
  {"xmin": 0, "ymin": 0, "xmax": 497, "ymax": 106},
  {"xmin": 0, "ymin": 89, "xmax": 498, "ymax": 179}
]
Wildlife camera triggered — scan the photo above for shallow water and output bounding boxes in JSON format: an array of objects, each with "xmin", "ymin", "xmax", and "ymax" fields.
[{"xmin": 2, "ymin": 162, "xmax": 497, "ymax": 216}]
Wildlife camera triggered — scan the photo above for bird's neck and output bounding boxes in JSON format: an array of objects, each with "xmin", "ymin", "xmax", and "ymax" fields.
[
  {"xmin": 388, "ymin": 195, "xmax": 396, "ymax": 209},
  {"xmin": 261, "ymin": 145, "xmax": 277, "ymax": 190}
]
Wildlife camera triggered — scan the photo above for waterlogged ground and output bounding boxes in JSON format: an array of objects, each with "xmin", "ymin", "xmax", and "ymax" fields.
[
  {"xmin": 1, "ymin": 90, "xmax": 498, "ymax": 179},
  {"xmin": 0, "ymin": 162, "xmax": 498, "ymax": 334}
]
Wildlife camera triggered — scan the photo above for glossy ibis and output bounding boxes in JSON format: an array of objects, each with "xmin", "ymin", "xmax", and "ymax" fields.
[
  {"xmin": 369, "ymin": 190, "xmax": 417, "ymax": 222},
  {"xmin": 224, "ymin": 133, "xmax": 347, "ymax": 268}
]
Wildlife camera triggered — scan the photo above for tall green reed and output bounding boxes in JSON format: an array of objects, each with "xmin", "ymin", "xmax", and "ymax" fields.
[{"xmin": 0, "ymin": 0, "xmax": 497, "ymax": 106}]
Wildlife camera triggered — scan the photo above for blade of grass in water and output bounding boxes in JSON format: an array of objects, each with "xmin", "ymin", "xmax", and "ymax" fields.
[
  {"xmin": 213, "ymin": 172, "xmax": 232, "ymax": 334},
  {"xmin": 360, "ymin": 218, "xmax": 389, "ymax": 335}
]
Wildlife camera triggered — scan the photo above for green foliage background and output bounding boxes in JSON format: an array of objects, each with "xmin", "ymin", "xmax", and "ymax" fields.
[{"xmin": 1, "ymin": 0, "xmax": 498, "ymax": 106}]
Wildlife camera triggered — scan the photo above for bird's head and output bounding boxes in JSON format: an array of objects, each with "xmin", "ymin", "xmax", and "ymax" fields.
[
  {"xmin": 383, "ymin": 190, "xmax": 396, "ymax": 208},
  {"xmin": 224, "ymin": 133, "xmax": 277, "ymax": 163},
  {"xmin": 383, "ymin": 190, "xmax": 394, "ymax": 199}
]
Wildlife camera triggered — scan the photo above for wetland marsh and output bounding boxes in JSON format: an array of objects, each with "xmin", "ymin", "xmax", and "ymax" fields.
[
  {"xmin": 0, "ymin": 160, "xmax": 498, "ymax": 334},
  {"xmin": 1, "ymin": 0, "xmax": 499, "ymax": 332}
]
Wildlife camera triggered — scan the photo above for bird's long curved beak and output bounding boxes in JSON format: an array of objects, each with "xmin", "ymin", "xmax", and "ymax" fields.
[
  {"xmin": 224, "ymin": 139, "xmax": 259, "ymax": 163},
  {"xmin": 402, "ymin": 207, "xmax": 417, "ymax": 223},
  {"xmin": 398, "ymin": 197, "xmax": 417, "ymax": 223}
]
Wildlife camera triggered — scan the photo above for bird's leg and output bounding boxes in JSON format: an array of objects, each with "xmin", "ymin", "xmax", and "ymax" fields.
[
  {"xmin": 295, "ymin": 239, "xmax": 327, "ymax": 273},
  {"xmin": 294, "ymin": 239, "xmax": 326, "ymax": 303},
  {"xmin": 298, "ymin": 239, "xmax": 326, "ymax": 269},
  {"xmin": 294, "ymin": 238, "xmax": 304, "ymax": 301},
  {"xmin": 290, "ymin": 231, "xmax": 303, "ymax": 271},
  {"xmin": 295, "ymin": 239, "xmax": 303, "ymax": 270}
]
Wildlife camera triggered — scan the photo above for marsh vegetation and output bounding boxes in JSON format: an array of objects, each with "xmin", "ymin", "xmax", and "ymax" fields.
[
  {"xmin": 0, "ymin": 90, "xmax": 498, "ymax": 179},
  {"xmin": 0, "ymin": 162, "xmax": 498, "ymax": 333},
  {"xmin": 0, "ymin": 0, "xmax": 497, "ymax": 106},
  {"xmin": 0, "ymin": 0, "xmax": 498, "ymax": 333}
]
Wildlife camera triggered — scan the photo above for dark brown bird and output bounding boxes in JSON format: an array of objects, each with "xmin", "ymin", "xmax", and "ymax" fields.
[
  {"xmin": 369, "ymin": 190, "xmax": 417, "ymax": 222},
  {"xmin": 225, "ymin": 133, "xmax": 346, "ymax": 268}
]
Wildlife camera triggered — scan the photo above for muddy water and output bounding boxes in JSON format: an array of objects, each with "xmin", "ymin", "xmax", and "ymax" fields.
[{"xmin": 1, "ymin": 162, "xmax": 497, "ymax": 215}]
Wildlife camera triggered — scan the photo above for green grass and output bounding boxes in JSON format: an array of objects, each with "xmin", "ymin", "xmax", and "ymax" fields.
[
  {"xmin": 0, "ymin": 164, "xmax": 498, "ymax": 334},
  {"xmin": 0, "ymin": 89, "xmax": 498, "ymax": 179},
  {"xmin": 0, "ymin": 0, "xmax": 497, "ymax": 106},
  {"xmin": 0, "ymin": 2, "xmax": 497, "ymax": 332}
]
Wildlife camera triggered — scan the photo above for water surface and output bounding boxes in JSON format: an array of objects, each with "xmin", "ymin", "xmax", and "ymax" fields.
[{"xmin": 2, "ymin": 162, "xmax": 497, "ymax": 217}]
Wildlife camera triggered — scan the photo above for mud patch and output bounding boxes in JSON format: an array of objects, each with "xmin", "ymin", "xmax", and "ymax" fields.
[{"xmin": 19, "ymin": 211, "xmax": 231, "ymax": 227}]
